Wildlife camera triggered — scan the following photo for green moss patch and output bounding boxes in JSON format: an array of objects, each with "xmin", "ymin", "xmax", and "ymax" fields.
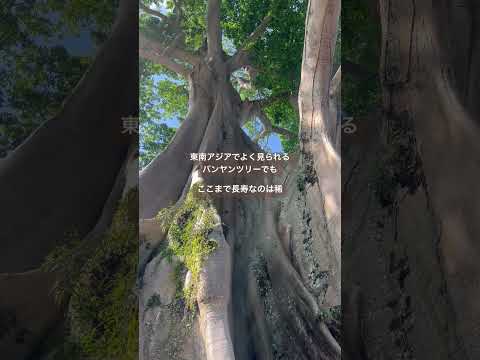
[{"xmin": 157, "ymin": 184, "xmax": 218, "ymax": 309}]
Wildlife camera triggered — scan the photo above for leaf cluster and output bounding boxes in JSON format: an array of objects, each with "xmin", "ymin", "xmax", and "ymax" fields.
[
  {"xmin": 42, "ymin": 189, "xmax": 139, "ymax": 360},
  {"xmin": 0, "ymin": 1, "xmax": 117, "ymax": 156},
  {"xmin": 139, "ymin": 59, "xmax": 182, "ymax": 168}
]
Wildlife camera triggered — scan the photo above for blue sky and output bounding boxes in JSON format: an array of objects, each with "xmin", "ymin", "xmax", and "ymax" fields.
[{"xmin": 264, "ymin": 133, "xmax": 283, "ymax": 153}]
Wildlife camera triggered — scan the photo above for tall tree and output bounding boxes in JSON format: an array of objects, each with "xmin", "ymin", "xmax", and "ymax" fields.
[
  {"xmin": 139, "ymin": 0, "xmax": 341, "ymax": 359},
  {"xmin": 0, "ymin": 0, "xmax": 138, "ymax": 357}
]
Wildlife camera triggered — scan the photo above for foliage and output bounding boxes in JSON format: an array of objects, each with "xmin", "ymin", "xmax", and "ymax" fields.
[
  {"xmin": 40, "ymin": 0, "xmax": 119, "ymax": 40},
  {"xmin": 42, "ymin": 230, "xmax": 85, "ymax": 305},
  {"xmin": 222, "ymin": 0, "xmax": 307, "ymax": 94},
  {"xmin": 157, "ymin": 78, "xmax": 189, "ymax": 120},
  {"xmin": 0, "ymin": 47, "xmax": 90, "ymax": 157},
  {"xmin": 156, "ymin": 184, "xmax": 218, "ymax": 309},
  {"xmin": 264, "ymin": 101, "xmax": 299, "ymax": 152},
  {"xmin": 223, "ymin": 0, "xmax": 305, "ymax": 151},
  {"xmin": 243, "ymin": 118, "xmax": 269, "ymax": 150},
  {"xmin": 70, "ymin": 189, "xmax": 138, "ymax": 360},
  {"xmin": 42, "ymin": 189, "xmax": 139, "ymax": 360},
  {"xmin": 140, "ymin": 59, "xmax": 188, "ymax": 122},
  {"xmin": 140, "ymin": 121, "xmax": 176, "ymax": 168},
  {"xmin": 139, "ymin": 58, "xmax": 181, "ymax": 168},
  {"xmin": 139, "ymin": 0, "xmax": 309, "ymax": 156},
  {"xmin": 0, "ymin": 1, "xmax": 118, "ymax": 157}
]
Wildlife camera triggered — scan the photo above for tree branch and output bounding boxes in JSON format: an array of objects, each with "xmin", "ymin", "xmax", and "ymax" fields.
[
  {"xmin": 139, "ymin": 34, "xmax": 189, "ymax": 75},
  {"xmin": 139, "ymin": 32, "xmax": 201, "ymax": 68},
  {"xmin": 139, "ymin": 2, "xmax": 168, "ymax": 21},
  {"xmin": 239, "ymin": 101, "xmax": 255, "ymax": 126},
  {"xmin": 140, "ymin": 30, "xmax": 200, "ymax": 65},
  {"xmin": 240, "ymin": 95, "xmax": 297, "ymax": 141},
  {"xmin": 172, "ymin": 0, "xmax": 184, "ymax": 22},
  {"xmin": 206, "ymin": 0, "xmax": 222, "ymax": 58},
  {"xmin": 171, "ymin": 40, "xmax": 201, "ymax": 65},
  {"xmin": 255, "ymin": 108, "xmax": 296, "ymax": 141},
  {"xmin": 228, "ymin": 13, "xmax": 272, "ymax": 72},
  {"xmin": 247, "ymin": 91, "xmax": 291, "ymax": 108},
  {"xmin": 243, "ymin": 13, "xmax": 273, "ymax": 48},
  {"xmin": 140, "ymin": 48, "xmax": 188, "ymax": 76},
  {"xmin": 271, "ymin": 125, "xmax": 296, "ymax": 139},
  {"xmin": 289, "ymin": 93, "xmax": 299, "ymax": 115}
]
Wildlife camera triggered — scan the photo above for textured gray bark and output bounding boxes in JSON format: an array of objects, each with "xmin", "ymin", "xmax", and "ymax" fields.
[{"xmin": 343, "ymin": 1, "xmax": 480, "ymax": 359}]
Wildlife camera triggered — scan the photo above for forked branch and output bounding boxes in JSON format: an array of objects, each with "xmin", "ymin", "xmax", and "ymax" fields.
[
  {"xmin": 139, "ymin": 33, "xmax": 189, "ymax": 75},
  {"xmin": 140, "ymin": 47, "xmax": 188, "ymax": 75},
  {"xmin": 228, "ymin": 13, "xmax": 272, "ymax": 72},
  {"xmin": 240, "ymin": 97, "xmax": 297, "ymax": 142},
  {"xmin": 254, "ymin": 108, "xmax": 296, "ymax": 142}
]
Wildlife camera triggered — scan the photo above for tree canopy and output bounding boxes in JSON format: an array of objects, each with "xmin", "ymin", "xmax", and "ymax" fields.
[
  {"xmin": 0, "ymin": 0, "xmax": 118, "ymax": 157},
  {"xmin": 139, "ymin": 0, "xmax": 308, "ymax": 168}
]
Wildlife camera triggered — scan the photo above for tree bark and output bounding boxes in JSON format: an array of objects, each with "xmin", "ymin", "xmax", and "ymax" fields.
[
  {"xmin": 343, "ymin": 1, "xmax": 480, "ymax": 359},
  {"xmin": 299, "ymin": 0, "xmax": 341, "ymax": 308}
]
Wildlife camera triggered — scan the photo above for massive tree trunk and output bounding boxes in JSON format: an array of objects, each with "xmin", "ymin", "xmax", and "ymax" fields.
[
  {"xmin": 0, "ymin": 0, "xmax": 138, "ymax": 357},
  {"xmin": 343, "ymin": 1, "xmax": 480, "ymax": 359},
  {"xmin": 139, "ymin": 0, "xmax": 341, "ymax": 359},
  {"xmin": 299, "ymin": 0, "xmax": 341, "ymax": 308}
]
